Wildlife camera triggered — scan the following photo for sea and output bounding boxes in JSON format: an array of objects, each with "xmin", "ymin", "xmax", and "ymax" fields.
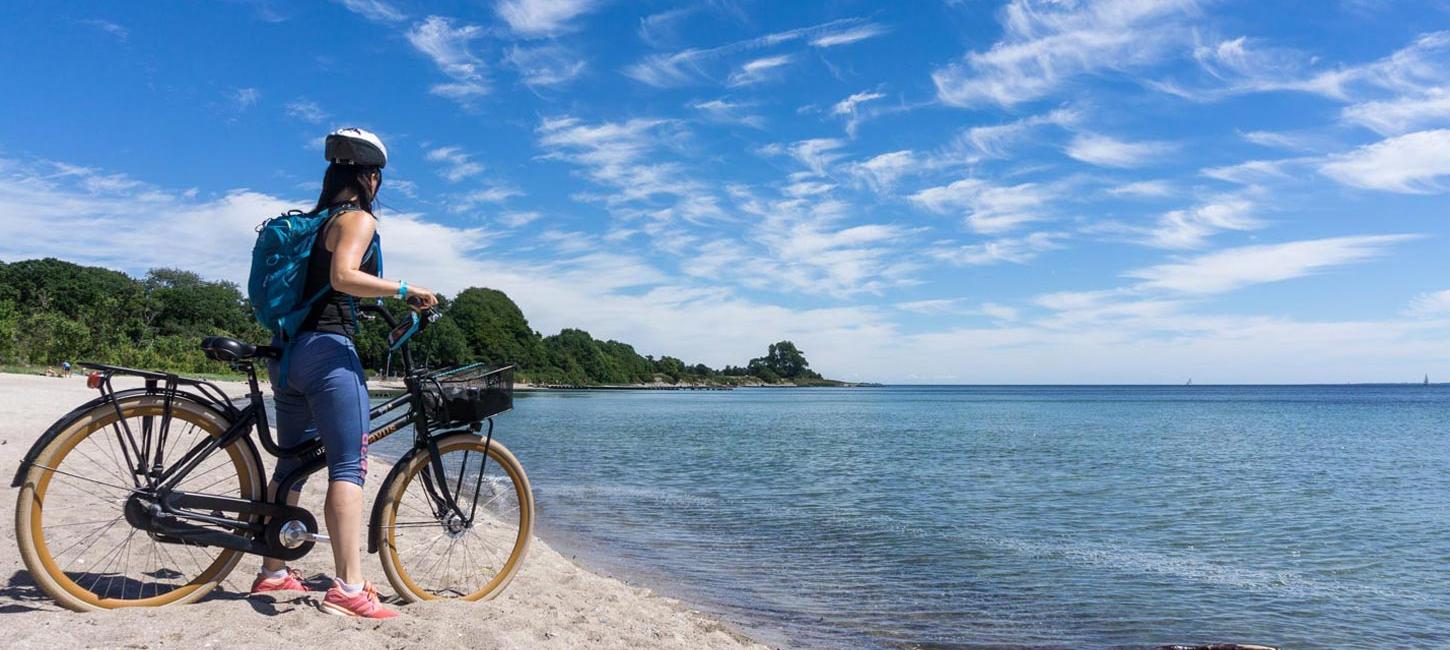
[{"xmin": 374, "ymin": 385, "xmax": 1450, "ymax": 649}]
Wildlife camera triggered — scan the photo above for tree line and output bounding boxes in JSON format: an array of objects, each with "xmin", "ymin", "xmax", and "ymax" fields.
[{"xmin": 0, "ymin": 258, "xmax": 839, "ymax": 386}]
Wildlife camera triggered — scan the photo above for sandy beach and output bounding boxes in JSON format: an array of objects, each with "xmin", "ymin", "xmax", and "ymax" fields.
[{"xmin": 0, "ymin": 372, "xmax": 766, "ymax": 650}]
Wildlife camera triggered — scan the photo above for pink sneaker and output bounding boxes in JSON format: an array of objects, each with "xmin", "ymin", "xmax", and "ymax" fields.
[
  {"xmin": 320, "ymin": 581, "xmax": 399, "ymax": 619},
  {"xmin": 249, "ymin": 568, "xmax": 307, "ymax": 594}
]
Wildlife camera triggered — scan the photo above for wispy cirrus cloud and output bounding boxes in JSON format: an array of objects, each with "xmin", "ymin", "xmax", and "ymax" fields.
[
  {"xmin": 536, "ymin": 115, "xmax": 714, "ymax": 214},
  {"xmin": 81, "ymin": 19, "xmax": 128, "ymax": 41},
  {"xmin": 496, "ymin": 0, "xmax": 597, "ymax": 38},
  {"xmin": 727, "ymin": 55, "xmax": 792, "ymax": 87},
  {"xmin": 930, "ymin": 231, "xmax": 1067, "ymax": 266},
  {"xmin": 933, "ymin": 0, "xmax": 1198, "ymax": 107},
  {"xmin": 809, "ymin": 23, "xmax": 888, "ymax": 48},
  {"xmin": 909, "ymin": 178, "xmax": 1054, "ymax": 234},
  {"xmin": 690, "ymin": 98, "xmax": 765, "ymax": 129},
  {"xmin": 1137, "ymin": 197, "xmax": 1262, "ymax": 249},
  {"xmin": 1065, "ymin": 133, "xmax": 1176, "ymax": 168},
  {"xmin": 506, "ymin": 44, "xmax": 587, "ymax": 87},
  {"xmin": 1319, "ymin": 129, "xmax": 1450, "ymax": 193},
  {"xmin": 1406, "ymin": 289, "xmax": 1450, "ymax": 317},
  {"xmin": 285, "ymin": 98, "xmax": 329, "ymax": 124},
  {"xmin": 1125, "ymin": 234, "xmax": 1419, "ymax": 294},
  {"xmin": 957, "ymin": 107, "xmax": 1079, "ymax": 160},
  {"xmin": 406, "ymin": 16, "xmax": 489, "ymax": 101},
  {"xmin": 426, "ymin": 145, "xmax": 485, "ymax": 182},
  {"xmin": 624, "ymin": 18, "xmax": 883, "ymax": 88},
  {"xmin": 335, "ymin": 0, "xmax": 405, "ymax": 23}
]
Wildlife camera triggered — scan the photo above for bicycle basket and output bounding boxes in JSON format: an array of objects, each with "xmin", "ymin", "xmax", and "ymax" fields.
[{"xmin": 424, "ymin": 364, "xmax": 514, "ymax": 424}]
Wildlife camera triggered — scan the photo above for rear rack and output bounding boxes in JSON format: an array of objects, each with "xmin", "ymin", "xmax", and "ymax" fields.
[{"xmin": 80, "ymin": 362, "xmax": 239, "ymax": 415}]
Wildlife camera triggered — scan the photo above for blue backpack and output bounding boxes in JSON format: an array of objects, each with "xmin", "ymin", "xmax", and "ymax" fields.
[{"xmin": 247, "ymin": 205, "xmax": 381, "ymax": 382}]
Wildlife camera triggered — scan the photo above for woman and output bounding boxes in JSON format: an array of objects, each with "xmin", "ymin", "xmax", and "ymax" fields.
[{"xmin": 249, "ymin": 128, "xmax": 437, "ymax": 618}]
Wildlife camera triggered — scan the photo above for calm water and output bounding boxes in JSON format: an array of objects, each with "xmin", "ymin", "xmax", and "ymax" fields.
[{"xmin": 376, "ymin": 385, "xmax": 1450, "ymax": 649}]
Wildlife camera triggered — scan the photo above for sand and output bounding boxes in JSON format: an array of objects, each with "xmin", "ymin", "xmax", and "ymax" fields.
[{"xmin": 0, "ymin": 373, "xmax": 767, "ymax": 650}]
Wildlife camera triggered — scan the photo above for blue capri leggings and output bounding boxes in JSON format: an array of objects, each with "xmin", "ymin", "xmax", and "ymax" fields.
[{"xmin": 268, "ymin": 331, "xmax": 370, "ymax": 489}]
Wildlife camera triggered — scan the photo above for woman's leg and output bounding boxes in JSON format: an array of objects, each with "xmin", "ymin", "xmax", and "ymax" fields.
[
  {"xmin": 296, "ymin": 335, "xmax": 372, "ymax": 587},
  {"xmin": 262, "ymin": 361, "xmax": 317, "ymax": 574}
]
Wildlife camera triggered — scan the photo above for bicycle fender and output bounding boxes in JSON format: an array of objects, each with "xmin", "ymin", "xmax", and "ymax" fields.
[{"xmin": 11, "ymin": 388, "xmax": 242, "ymax": 488}]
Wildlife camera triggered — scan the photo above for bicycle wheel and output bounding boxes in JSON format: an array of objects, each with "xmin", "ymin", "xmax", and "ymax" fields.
[
  {"xmin": 377, "ymin": 433, "xmax": 533, "ymax": 602},
  {"xmin": 15, "ymin": 394, "xmax": 263, "ymax": 611}
]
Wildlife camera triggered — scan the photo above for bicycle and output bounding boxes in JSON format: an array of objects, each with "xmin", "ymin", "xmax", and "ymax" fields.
[{"xmin": 11, "ymin": 301, "xmax": 533, "ymax": 611}]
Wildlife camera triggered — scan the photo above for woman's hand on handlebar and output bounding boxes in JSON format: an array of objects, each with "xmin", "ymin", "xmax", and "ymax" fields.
[{"xmin": 405, "ymin": 285, "xmax": 438, "ymax": 310}]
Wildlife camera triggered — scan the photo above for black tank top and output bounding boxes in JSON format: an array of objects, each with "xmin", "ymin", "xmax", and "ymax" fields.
[{"xmin": 300, "ymin": 203, "xmax": 379, "ymax": 340}]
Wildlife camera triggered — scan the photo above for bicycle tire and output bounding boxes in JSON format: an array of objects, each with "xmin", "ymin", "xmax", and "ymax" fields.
[
  {"xmin": 15, "ymin": 394, "xmax": 263, "ymax": 611},
  {"xmin": 376, "ymin": 433, "xmax": 533, "ymax": 602}
]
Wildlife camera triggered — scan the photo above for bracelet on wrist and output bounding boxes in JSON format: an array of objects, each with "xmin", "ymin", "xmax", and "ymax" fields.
[{"xmin": 397, "ymin": 280, "xmax": 409, "ymax": 301}]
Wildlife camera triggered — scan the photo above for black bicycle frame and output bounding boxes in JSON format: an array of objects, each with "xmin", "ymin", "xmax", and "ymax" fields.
[{"xmin": 135, "ymin": 301, "xmax": 480, "ymax": 543}]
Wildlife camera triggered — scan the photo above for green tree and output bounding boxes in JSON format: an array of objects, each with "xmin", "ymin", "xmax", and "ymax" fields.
[
  {"xmin": 748, "ymin": 340, "xmax": 818, "ymax": 380},
  {"xmin": 449, "ymin": 288, "xmax": 539, "ymax": 367}
]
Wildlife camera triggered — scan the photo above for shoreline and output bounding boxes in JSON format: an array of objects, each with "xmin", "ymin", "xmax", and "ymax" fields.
[{"xmin": 0, "ymin": 372, "xmax": 770, "ymax": 649}]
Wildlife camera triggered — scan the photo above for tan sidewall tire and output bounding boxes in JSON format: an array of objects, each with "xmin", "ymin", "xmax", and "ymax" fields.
[
  {"xmin": 378, "ymin": 434, "xmax": 534, "ymax": 603},
  {"xmin": 14, "ymin": 395, "xmax": 262, "ymax": 612}
]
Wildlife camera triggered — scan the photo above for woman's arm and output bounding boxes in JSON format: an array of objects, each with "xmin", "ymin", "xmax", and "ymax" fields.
[{"xmin": 328, "ymin": 210, "xmax": 439, "ymax": 307}]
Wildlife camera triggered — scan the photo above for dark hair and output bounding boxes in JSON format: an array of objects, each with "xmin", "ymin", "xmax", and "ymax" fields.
[{"xmin": 311, "ymin": 163, "xmax": 381, "ymax": 214}]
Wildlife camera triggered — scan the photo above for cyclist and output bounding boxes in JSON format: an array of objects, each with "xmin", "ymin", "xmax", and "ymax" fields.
[{"xmin": 250, "ymin": 128, "xmax": 438, "ymax": 618}]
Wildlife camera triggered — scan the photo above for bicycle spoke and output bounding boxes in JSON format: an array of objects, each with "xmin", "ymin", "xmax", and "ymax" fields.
[
  {"xmin": 24, "ymin": 404, "xmax": 255, "ymax": 608},
  {"xmin": 31, "ymin": 463, "xmax": 138, "ymax": 495}
]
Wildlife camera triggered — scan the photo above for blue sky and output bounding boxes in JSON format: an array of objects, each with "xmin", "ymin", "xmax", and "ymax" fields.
[{"xmin": 2, "ymin": 0, "xmax": 1448, "ymax": 383}]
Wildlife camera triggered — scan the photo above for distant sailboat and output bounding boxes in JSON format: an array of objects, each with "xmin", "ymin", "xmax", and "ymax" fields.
[
  {"xmin": 1185, "ymin": 378, "xmax": 1193, "ymax": 386},
  {"xmin": 1426, "ymin": 374, "xmax": 1431, "ymax": 386}
]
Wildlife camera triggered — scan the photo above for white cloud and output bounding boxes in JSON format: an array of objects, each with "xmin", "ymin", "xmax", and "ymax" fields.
[
  {"xmin": 1065, "ymin": 133, "xmax": 1175, "ymax": 168},
  {"xmin": 959, "ymin": 107, "xmax": 1079, "ymax": 159},
  {"xmin": 1240, "ymin": 130, "xmax": 1319, "ymax": 151},
  {"xmin": 847, "ymin": 150, "xmax": 917, "ymax": 193},
  {"xmin": 910, "ymin": 178, "xmax": 1052, "ymax": 234},
  {"xmin": 536, "ymin": 116, "xmax": 715, "ymax": 214},
  {"xmin": 774, "ymin": 138, "xmax": 845, "ymax": 177},
  {"xmin": 285, "ymin": 99, "xmax": 329, "ymax": 124},
  {"xmin": 1342, "ymin": 89, "xmax": 1450, "ymax": 136},
  {"xmin": 1107, "ymin": 180, "xmax": 1175, "ymax": 197},
  {"xmin": 979, "ymin": 302, "xmax": 1020, "ymax": 321},
  {"xmin": 830, "ymin": 90, "xmax": 886, "ymax": 136},
  {"xmin": 1179, "ymin": 31, "xmax": 1450, "ymax": 105},
  {"xmin": 930, "ymin": 231, "xmax": 1067, "ymax": 265},
  {"xmin": 406, "ymin": 16, "xmax": 488, "ymax": 101},
  {"xmin": 496, "ymin": 0, "xmax": 596, "ymax": 37},
  {"xmin": 690, "ymin": 99, "xmax": 765, "ymax": 128},
  {"xmin": 895, "ymin": 299, "xmax": 963, "ymax": 315},
  {"xmin": 624, "ymin": 18, "xmax": 874, "ymax": 88},
  {"xmin": 1407, "ymin": 289, "xmax": 1450, "ymax": 317},
  {"xmin": 233, "ymin": 88, "xmax": 261, "ymax": 110},
  {"xmin": 831, "ymin": 91, "xmax": 884, "ymax": 116},
  {"xmin": 425, "ymin": 145, "xmax": 485, "ymax": 182},
  {"xmin": 498, "ymin": 211, "xmax": 543, "ymax": 228},
  {"xmin": 1125, "ymin": 234, "xmax": 1418, "ymax": 294},
  {"xmin": 1319, "ymin": 129, "xmax": 1450, "ymax": 193},
  {"xmin": 506, "ymin": 44, "xmax": 587, "ymax": 87},
  {"xmin": 81, "ymin": 19, "xmax": 128, "ymax": 41},
  {"xmin": 1139, "ymin": 198, "xmax": 1262, "ymax": 249},
  {"xmin": 933, "ymin": 0, "xmax": 1197, "ymax": 107},
  {"xmin": 727, "ymin": 55, "xmax": 792, "ymax": 87},
  {"xmin": 1201, "ymin": 158, "xmax": 1296, "ymax": 185},
  {"xmin": 449, "ymin": 185, "xmax": 524, "ymax": 213},
  {"xmin": 809, "ymin": 23, "xmax": 887, "ymax": 48},
  {"xmin": 335, "ymin": 0, "xmax": 405, "ymax": 23}
]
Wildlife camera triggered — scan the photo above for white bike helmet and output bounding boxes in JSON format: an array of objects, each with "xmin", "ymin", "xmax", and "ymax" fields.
[{"xmin": 324, "ymin": 127, "xmax": 388, "ymax": 168}]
